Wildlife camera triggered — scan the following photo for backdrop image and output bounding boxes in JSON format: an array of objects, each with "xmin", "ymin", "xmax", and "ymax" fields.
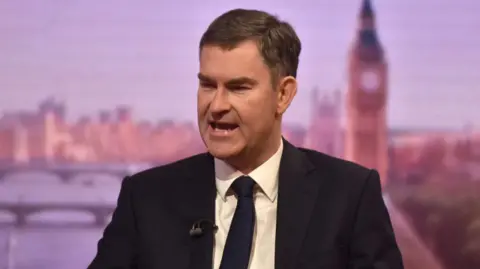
[{"xmin": 1, "ymin": 0, "xmax": 479, "ymax": 268}]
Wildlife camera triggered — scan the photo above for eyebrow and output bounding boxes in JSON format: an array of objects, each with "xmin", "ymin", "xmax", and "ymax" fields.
[
  {"xmin": 226, "ymin": 77, "xmax": 257, "ymax": 86},
  {"xmin": 197, "ymin": 73, "xmax": 214, "ymax": 83},
  {"xmin": 197, "ymin": 73, "xmax": 257, "ymax": 86}
]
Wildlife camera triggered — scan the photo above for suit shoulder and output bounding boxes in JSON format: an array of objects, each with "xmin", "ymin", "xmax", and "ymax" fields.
[
  {"xmin": 298, "ymin": 147, "xmax": 374, "ymax": 183},
  {"xmin": 125, "ymin": 153, "xmax": 210, "ymax": 186}
]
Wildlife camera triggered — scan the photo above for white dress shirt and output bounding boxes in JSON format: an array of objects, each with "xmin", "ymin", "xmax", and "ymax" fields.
[{"xmin": 213, "ymin": 140, "xmax": 283, "ymax": 269}]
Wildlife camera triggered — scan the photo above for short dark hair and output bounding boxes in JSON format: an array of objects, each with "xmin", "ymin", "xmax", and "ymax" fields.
[{"xmin": 199, "ymin": 9, "xmax": 302, "ymax": 81}]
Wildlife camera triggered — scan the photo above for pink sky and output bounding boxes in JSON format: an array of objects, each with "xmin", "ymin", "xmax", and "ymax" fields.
[{"xmin": 1, "ymin": 0, "xmax": 480, "ymax": 129}]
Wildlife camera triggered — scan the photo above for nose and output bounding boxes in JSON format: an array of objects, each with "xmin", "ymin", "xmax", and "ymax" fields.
[{"xmin": 209, "ymin": 89, "xmax": 231, "ymax": 115}]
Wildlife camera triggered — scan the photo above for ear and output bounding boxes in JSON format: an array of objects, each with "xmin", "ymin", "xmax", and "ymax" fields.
[{"xmin": 275, "ymin": 76, "xmax": 297, "ymax": 115}]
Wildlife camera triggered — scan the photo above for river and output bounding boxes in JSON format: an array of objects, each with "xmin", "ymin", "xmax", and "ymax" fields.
[
  {"xmin": 0, "ymin": 172, "xmax": 445, "ymax": 269},
  {"xmin": 0, "ymin": 226, "xmax": 103, "ymax": 269}
]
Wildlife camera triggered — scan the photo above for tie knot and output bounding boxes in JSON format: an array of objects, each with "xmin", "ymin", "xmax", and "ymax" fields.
[{"xmin": 231, "ymin": 176, "xmax": 255, "ymax": 198}]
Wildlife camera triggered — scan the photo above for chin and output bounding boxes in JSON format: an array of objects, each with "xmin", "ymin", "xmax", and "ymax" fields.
[{"xmin": 207, "ymin": 145, "xmax": 240, "ymax": 160}]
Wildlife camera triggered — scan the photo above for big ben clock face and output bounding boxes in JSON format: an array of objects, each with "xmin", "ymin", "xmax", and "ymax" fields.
[{"xmin": 360, "ymin": 70, "xmax": 380, "ymax": 92}]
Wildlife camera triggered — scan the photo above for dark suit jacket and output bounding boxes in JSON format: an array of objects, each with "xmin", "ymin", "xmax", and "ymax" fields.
[{"xmin": 88, "ymin": 139, "xmax": 404, "ymax": 269}]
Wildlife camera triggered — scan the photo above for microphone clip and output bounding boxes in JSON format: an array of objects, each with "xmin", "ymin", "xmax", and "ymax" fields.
[{"xmin": 189, "ymin": 219, "xmax": 218, "ymax": 237}]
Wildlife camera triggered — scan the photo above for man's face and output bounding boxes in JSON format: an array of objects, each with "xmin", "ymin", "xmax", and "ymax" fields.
[{"xmin": 197, "ymin": 41, "xmax": 279, "ymax": 162}]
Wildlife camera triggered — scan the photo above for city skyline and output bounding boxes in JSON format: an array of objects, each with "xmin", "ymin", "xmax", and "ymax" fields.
[
  {"xmin": 1, "ymin": 0, "xmax": 480, "ymax": 129},
  {"xmin": 0, "ymin": 94, "xmax": 473, "ymax": 132}
]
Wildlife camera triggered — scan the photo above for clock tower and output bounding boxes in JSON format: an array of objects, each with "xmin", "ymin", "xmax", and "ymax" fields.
[{"xmin": 345, "ymin": 0, "xmax": 388, "ymax": 186}]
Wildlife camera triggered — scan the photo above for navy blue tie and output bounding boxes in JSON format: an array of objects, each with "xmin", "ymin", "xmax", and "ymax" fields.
[{"xmin": 219, "ymin": 176, "xmax": 256, "ymax": 269}]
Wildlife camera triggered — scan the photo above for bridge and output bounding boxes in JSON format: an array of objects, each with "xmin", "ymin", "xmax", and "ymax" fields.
[
  {"xmin": 0, "ymin": 202, "xmax": 116, "ymax": 227},
  {"xmin": 0, "ymin": 197, "xmax": 446, "ymax": 268},
  {"xmin": 0, "ymin": 163, "xmax": 151, "ymax": 183}
]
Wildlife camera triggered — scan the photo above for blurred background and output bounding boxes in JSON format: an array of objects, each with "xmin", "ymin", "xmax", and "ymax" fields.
[{"xmin": 1, "ymin": 0, "xmax": 479, "ymax": 268}]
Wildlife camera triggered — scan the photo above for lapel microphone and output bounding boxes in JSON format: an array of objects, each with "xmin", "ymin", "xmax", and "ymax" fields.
[{"xmin": 189, "ymin": 219, "xmax": 218, "ymax": 237}]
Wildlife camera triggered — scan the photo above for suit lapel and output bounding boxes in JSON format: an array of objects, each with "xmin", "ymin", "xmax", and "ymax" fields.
[
  {"xmin": 181, "ymin": 153, "xmax": 216, "ymax": 269},
  {"xmin": 275, "ymin": 140, "xmax": 322, "ymax": 269}
]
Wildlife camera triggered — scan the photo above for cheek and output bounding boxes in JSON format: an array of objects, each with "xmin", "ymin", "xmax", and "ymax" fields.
[
  {"xmin": 197, "ymin": 94, "xmax": 210, "ymax": 115},
  {"xmin": 238, "ymin": 98, "xmax": 275, "ymax": 131}
]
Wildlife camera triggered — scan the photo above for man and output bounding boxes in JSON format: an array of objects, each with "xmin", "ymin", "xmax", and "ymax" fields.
[{"xmin": 88, "ymin": 8, "xmax": 404, "ymax": 269}]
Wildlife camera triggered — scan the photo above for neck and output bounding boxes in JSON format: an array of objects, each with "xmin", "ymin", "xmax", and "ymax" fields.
[{"xmin": 226, "ymin": 127, "xmax": 282, "ymax": 175}]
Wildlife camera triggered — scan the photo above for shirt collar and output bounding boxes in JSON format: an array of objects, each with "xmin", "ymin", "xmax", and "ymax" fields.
[{"xmin": 214, "ymin": 139, "xmax": 283, "ymax": 202}]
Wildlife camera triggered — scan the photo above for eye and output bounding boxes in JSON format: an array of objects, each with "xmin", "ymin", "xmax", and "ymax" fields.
[
  {"xmin": 199, "ymin": 81, "xmax": 216, "ymax": 89},
  {"xmin": 230, "ymin": 85, "xmax": 251, "ymax": 91}
]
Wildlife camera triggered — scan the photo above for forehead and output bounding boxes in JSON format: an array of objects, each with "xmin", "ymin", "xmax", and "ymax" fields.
[{"xmin": 199, "ymin": 41, "xmax": 271, "ymax": 82}]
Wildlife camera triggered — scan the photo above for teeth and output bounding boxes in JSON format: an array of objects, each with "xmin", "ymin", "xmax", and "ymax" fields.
[{"xmin": 214, "ymin": 127, "xmax": 231, "ymax": 133}]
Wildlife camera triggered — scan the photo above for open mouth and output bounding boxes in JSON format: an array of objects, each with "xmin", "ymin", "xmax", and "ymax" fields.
[{"xmin": 209, "ymin": 122, "xmax": 239, "ymax": 132}]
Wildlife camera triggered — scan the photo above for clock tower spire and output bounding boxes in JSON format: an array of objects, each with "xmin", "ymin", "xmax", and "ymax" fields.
[
  {"xmin": 345, "ymin": 0, "xmax": 389, "ymax": 186},
  {"xmin": 355, "ymin": 0, "xmax": 384, "ymax": 62}
]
